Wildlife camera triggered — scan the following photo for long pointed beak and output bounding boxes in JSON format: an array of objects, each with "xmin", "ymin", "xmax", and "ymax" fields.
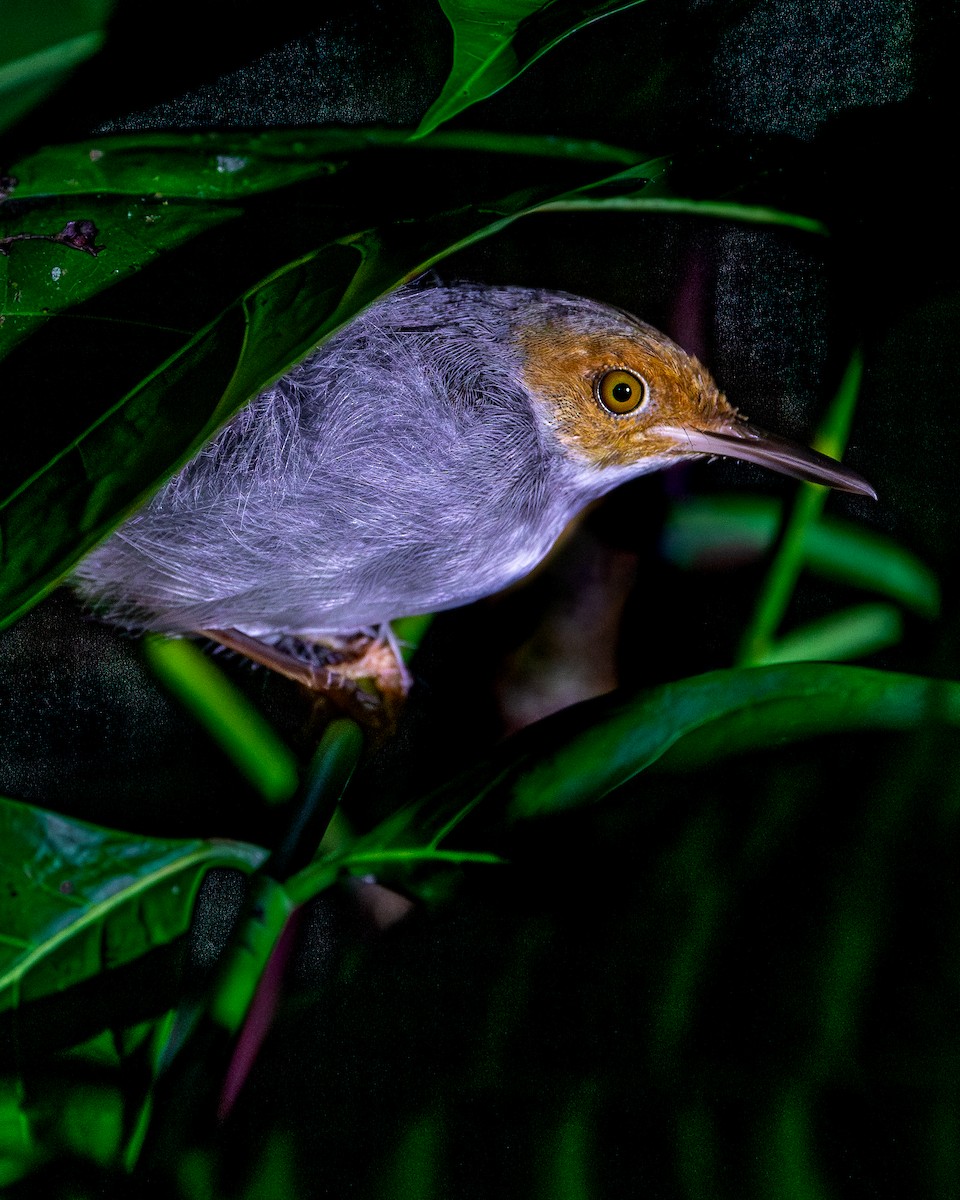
[{"xmin": 667, "ymin": 422, "xmax": 877, "ymax": 500}]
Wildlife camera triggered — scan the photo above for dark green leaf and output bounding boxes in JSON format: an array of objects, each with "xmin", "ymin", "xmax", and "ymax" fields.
[
  {"xmin": 414, "ymin": 0, "xmax": 650, "ymax": 137},
  {"xmin": 538, "ymin": 194, "xmax": 829, "ymax": 236},
  {"xmin": 0, "ymin": 198, "xmax": 241, "ymax": 359},
  {"xmin": 360, "ymin": 665, "xmax": 960, "ymax": 838},
  {"xmin": 1, "ymin": 130, "xmax": 644, "ymax": 367},
  {"xmin": 506, "ymin": 664, "xmax": 960, "ymax": 819},
  {"xmin": 8, "ymin": 128, "xmax": 644, "ymax": 202}
]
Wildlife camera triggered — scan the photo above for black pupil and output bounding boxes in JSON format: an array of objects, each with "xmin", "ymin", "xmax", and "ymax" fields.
[{"xmin": 611, "ymin": 381, "xmax": 633, "ymax": 404}]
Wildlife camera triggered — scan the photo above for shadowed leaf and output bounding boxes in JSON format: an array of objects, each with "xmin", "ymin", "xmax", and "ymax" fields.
[
  {"xmin": 507, "ymin": 664, "xmax": 960, "ymax": 818},
  {"xmin": 355, "ymin": 664, "xmax": 960, "ymax": 839},
  {"xmin": 662, "ymin": 495, "xmax": 940, "ymax": 619},
  {"xmin": 8, "ymin": 128, "xmax": 645, "ymax": 203},
  {"xmin": 538, "ymin": 194, "xmax": 829, "ymax": 235},
  {"xmin": 0, "ymin": 0, "xmax": 115, "ymax": 135}
]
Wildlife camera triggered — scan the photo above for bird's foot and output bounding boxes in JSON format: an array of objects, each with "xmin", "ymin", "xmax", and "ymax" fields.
[{"xmin": 197, "ymin": 626, "xmax": 409, "ymax": 732}]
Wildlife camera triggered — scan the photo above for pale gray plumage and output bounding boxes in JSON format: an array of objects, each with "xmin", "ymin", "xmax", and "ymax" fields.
[
  {"xmin": 73, "ymin": 284, "xmax": 645, "ymax": 636},
  {"xmin": 72, "ymin": 281, "xmax": 874, "ymax": 641}
]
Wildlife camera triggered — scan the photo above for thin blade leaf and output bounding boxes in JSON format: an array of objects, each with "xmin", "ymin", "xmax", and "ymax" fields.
[
  {"xmin": 756, "ymin": 603, "xmax": 903, "ymax": 665},
  {"xmin": 736, "ymin": 349, "xmax": 867, "ymax": 665},
  {"xmin": 143, "ymin": 635, "xmax": 300, "ymax": 805},
  {"xmin": 537, "ymin": 195, "xmax": 829, "ymax": 236}
]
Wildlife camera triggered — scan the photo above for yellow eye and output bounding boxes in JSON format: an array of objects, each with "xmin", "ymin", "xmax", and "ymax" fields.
[{"xmin": 596, "ymin": 369, "xmax": 648, "ymax": 415}]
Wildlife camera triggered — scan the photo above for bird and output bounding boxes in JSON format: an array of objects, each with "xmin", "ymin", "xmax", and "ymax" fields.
[{"xmin": 71, "ymin": 281, "xmax": 875, "ymax": 700}]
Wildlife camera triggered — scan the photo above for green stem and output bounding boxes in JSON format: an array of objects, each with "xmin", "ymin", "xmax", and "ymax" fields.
[{"xmin": 736, "ymin": 349, "xmax": 864, "ymax": 666}]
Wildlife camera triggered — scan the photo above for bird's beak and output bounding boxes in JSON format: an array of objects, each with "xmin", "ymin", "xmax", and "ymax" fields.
[{"xmin": 663, "ymin": 421, "xmax": 877, "ymax": 500}]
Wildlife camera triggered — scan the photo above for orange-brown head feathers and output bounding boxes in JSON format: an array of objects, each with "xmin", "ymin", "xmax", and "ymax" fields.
[
  {"xmin": 513, "ymin": 297, "xmax": 875, "ymax": 498},
  {"xmin": 516, "ymin": 315, "xmax": 735, "ymax": 473}
]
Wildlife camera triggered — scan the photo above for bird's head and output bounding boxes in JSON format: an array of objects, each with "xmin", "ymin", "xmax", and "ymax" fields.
[{"xmin": 514, "ymin": 298, "xmax": 876, "ymax": 500}]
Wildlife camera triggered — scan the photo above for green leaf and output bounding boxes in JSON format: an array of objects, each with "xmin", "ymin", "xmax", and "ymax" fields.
[
  {"xmin": 6, "ymin": 130, "xmax": 346, "ymax": 202},
  {"xmin": 299, "ymin": 664, "xmax": 960, "ymax": 899},
  {"xmin": 0, "ymin": 795, "xmax": 265, "ymax": 1016},
  {"xmin": 0, "ymin": 1, "xmax": 115, "ymax": 135},
  {"xmin": 1, "ymin": 130, "xmax": 644, "ymax": 372},
  {"xmin": 8, "ymin": 128, "xmax": 644, "ymax": 202},
  {"xmin": 662, "ymin": 495, "xmax": 940, "ymax": 619},
  {"xmin": 414, "ymin": 0, "xmax": 650, "ymax": 138},
  {"xmin": 0, "ymin": 198, "xmax": 242, "ymax": 359}
]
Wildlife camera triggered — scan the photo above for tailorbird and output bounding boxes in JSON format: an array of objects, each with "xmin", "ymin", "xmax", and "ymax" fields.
[{"xmin": 71, "ymin": 282, "xmax": 875, "ymax": 688}]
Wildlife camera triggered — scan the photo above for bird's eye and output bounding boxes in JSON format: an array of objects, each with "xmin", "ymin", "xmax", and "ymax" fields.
[{"xmin": 596, "ymin": 369, "xmax": 648, "ymax": 415}]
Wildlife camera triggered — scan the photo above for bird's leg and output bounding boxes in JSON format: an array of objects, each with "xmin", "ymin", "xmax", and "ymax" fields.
[{"xmin": 196, "ymin": 626, "xmax": 409, "ymax": 728}]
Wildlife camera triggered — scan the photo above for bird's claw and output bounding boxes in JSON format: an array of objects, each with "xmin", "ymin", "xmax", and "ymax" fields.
[{"xmin": 197, "ymin": 627, "xmax": 410, "ymax": 733}]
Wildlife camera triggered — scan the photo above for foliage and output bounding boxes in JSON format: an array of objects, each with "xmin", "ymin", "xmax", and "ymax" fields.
[{"xmin": 0, "ymin": 1, "xmax": 955, "ymax": 1197}]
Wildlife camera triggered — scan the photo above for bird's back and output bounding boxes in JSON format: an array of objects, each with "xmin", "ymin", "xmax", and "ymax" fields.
[{"xmin": 72, "ymin": 284, "xmax": 587, "ymax": 635}]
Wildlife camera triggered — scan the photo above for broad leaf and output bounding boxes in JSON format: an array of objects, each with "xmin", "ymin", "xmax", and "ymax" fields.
[
  {"xmin": 1, "ymin": 129, "xmax": 646, "ymax": 368},
  {"xmin": 8, "ymin": 128, "xmax": 644, "ymax": 202},
  {"xmin": 0, "ymin": 198, "xmax": 241, "ymax": 359},
  {"xmin": 0, "ymin": 794, "xmax": 265, "ymax": 1016},
  {"xmin": 507, "ymin": 664, "xmax": 960, "ymax": 818}
]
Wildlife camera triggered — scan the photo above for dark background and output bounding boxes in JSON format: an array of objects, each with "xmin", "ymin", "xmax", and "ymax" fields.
[{"xmin": 2, "ymin": 5, "xmax": 959, "ymax": 1195}]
